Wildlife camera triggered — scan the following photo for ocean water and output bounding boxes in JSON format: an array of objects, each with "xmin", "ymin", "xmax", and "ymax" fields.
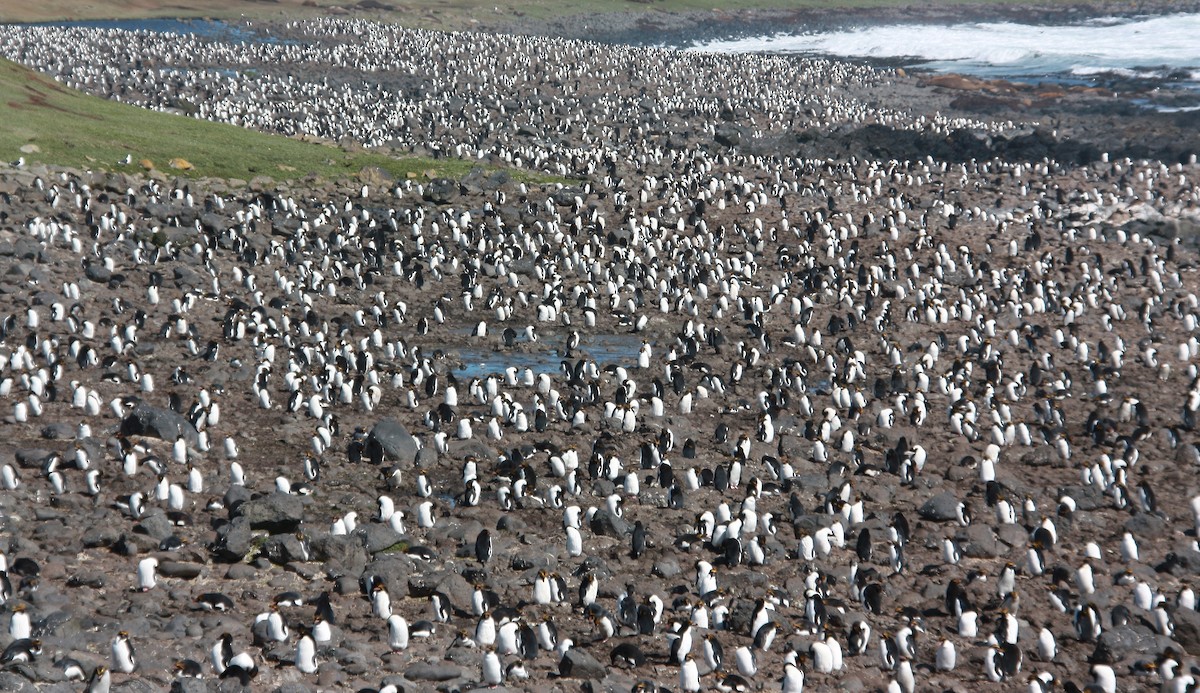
[
  {"xmin": 31, "ymin": 18, "xmax": 272, "ymax": 43},
  {"xmin": 691, "ymin": 13, "xmax": 1200, "ymax": 109}
]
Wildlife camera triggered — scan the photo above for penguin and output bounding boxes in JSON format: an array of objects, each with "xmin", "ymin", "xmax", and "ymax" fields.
[
  {"xmin": 716, "ymin": 673, "xmax": 752, "ymax": 692},
  {"xmin": 935, "ymin": 639, "xmax": 955, "ymax": 671},
  {"xmin": 475, "ymin": 529, "xmax": 492, "ymax": 564},
  {"xmin": 998, "ymin": 642, "xmax": 1022, "ymax": 679},
  {"xmin": 410, "ymin": 620, "xmax": 436, "ymax": 639},
  {"xmin": 631, "ymin": 520, "xmax": 647, "ymax": 558},
  {"xmin": 536, "ymin": 618, "xmax": 558, "ymax": 651},
  {"xmin": 312, "ymin": 613, "xmax": 332, "ymax": 643},
  {"xmin": 703, "ymin": 632, "xmax": 724, "ymax": 671},
  {"xmin": 195, "ymin": 592, "xmax": 235, "ymax": 612},
  {"xmin": 610, "ymin": 642, "xmax": 647, "ymax": 668},
  {"xmin": 84, "ymin": 665, "xmax": 111, "ymax": 693},
  {"xmin": 296, "ymin": 629, "xmax": 318, "ymax": 674},
  {"xmin": 533, "ymin": 570, "xmax": 554, "ymax": 605},
  {"xmin": 748, "ymin": 597, "xmax": 771, "ymax": 636},
  {"xmin": 782, "ymin": 661, "xmax": 805, "ymax": 693},
  {"xmin": 221, "ymin": 648, "xmax": 259, "ymax": 684},
  {"xmin": 1037, "ymin": 627, "xmax": 1056, "ymax": 661},
  {"xmin": 848, "ymin": 620, "xmax": 871, "ymax": 656},
  {"xmin": 476, "ymin": 611, "xmax": 498, "ymax": 646},
  {"xmin": 1091, "ymin": 664, "xmax": 1117, "ymax": 693},
  {"xmin": 8, "ymin": 602, "xmax": 30, "ymax": 639},
  {"xmin": 481, "ymin": 646, "xmax": 503, "ymax": 686},
  {"xmin": 670, "ymin": 622, "xmax": 694, "ymax": 664},
  {"xmin": 136, "ymin": 556, "xmax": 158, "ymax": 587},
  {"xmin": 431, "ymin": 591, "xmax": 453, "ymax": 622},
  {"xmin": 388, "ymin": 614, "xmax": 409, "ymax": 651},
  {"xmin": 753, "ymin": 621, "xmax": 777, "ymax": 652},
  {"xmin": 174, "ymin": 659, "xmax": 204, "ymax": 678},
  {"xmin": 111, "ymin": 631, "xmax": 136, "ymax": 673},
  {"xmin": 734, "ymin": 645, "xmax": 757, "ymax": 677},
  {"xmin": 1, "ymin": 638, "xmax": 41, "ymax": 663},
  {"xmin": 679, "ymin": 653, "xmax": 701, "ymax": 692},
  {"xmin": 372, "ymin": 581, "xmax": 392, "ymax": 619},
  {"xmin": 59, "ymin": 656, "xmax": 87, "ymax": 681},
  {"xmin": 211, "ymin": 632, "xmax": 235, "ymax": 675},
  {"xmin": 578, "ymin": 573, "xmax": 598, "ymax": 607},
  {"xmin": 811, "ymin": 639, "xmax": 835, "ymax": 673}
]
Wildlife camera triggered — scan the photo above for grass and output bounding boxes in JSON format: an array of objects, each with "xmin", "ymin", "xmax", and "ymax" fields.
[
  {"xmin": 0, "ymin": 0, "xmax": 1150, "ymax": 31},
  {"xmin": 0, "ymin": 57, "xmax": 479, "ymax": 183},
  {"xmin": 378, "ymin": 540, "xmax": 411, "ymax": 554}
]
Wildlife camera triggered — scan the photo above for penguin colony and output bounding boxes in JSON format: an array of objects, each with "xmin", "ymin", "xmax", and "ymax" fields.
[
  {"xmin": 0, "ymin": 16, "xmax": 1198, "ymax": 693},
  {"xmin": 0, "ymin": 18, "xmax": 1021, "ymax": 169}
]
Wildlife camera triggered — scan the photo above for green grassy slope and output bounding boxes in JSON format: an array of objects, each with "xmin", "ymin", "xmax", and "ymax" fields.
[{"xmin": 0, "ymin": 57, "xmax": 472, "ymax": 182}]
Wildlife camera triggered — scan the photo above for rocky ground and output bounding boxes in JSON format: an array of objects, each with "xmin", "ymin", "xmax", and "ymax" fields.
[{"xmin": 1, "ymin": 6, "xmax": 1200, "ymax": 693}]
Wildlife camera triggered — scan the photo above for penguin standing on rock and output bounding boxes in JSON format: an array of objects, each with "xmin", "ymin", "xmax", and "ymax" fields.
[
  {"xmin": 84, "ymin": 665, "xmax": 111, "ymax": 693},
  {"xmin": 111, "ymin": 631, "xmax": 136, "ymax": 673},
  {"xmin": 296, "ymin": 628, "xmax": 318, "ymax": 674},
  {"xmin": 475, "ymin": 529, "xmax": 492, "ymax": 564}
]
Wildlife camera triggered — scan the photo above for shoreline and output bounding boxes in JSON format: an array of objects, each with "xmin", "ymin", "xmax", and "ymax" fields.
[
  {"xmin": 483, "ymin": 1, "xmax": 1200, "ymax": 44},
  {"xmin": 11, "ymin": 0, "xmax": 1200, "ymax": 38}
]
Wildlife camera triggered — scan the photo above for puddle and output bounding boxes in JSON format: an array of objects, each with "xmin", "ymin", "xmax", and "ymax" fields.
[{"xmin": 445, "ymin": 332, "xmax": 644, "ymax": 379}]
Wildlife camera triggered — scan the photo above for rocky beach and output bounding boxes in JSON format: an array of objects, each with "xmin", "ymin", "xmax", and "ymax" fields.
[{"xmin": 0, "ymin": 4, "xmax": 1199, "ymax": 693}]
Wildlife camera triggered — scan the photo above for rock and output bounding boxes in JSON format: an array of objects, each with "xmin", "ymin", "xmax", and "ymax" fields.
[
  {"xmin": 996, "ymin": 523, "xmax": 1028, "ymax": 549},
  {"xmin": 113, "ymin": 680, "xmax": 158, "ymax": 693},
  {"xmin": 136, "ymin": 511, "xmax": 176, "ymax": 542},
  {"xmin": 589, "ymin": 509, "xmax": 630, "ymax": 537},
  {"xmin": 415, "ymin": 446, "xmax": 438, "ymax": 467},
  {"xmin": 1092, "ymin": 624, "xmax": 1172, "ymax": 663},
  {"xmin": 510, "ymin": 549, "xmax": 555, "ymax": 571},
  {"xmin": 40, "ymin": 422, "xmax": 75, "ymax": 439},
  {"xmin": 158, "ymin": 561, "xmax": 203, "ymax": 579},
  {"xmin": 1124, "ymin": 513, "xmax": 1167, "ymax": 539},
  {"xmin": 652, "ymin": 558, "xmax": 681, "ymax": 578},
  {"xmin": 82, "ymin": 526, "xmax": 120, "ymax": 548},
  {"xmin": 424, "ymin": 178, "xmax": 460, "ymax": 205},
  {"xmin": 14, "ymin": 448, "xmax": 55, "ymax": 469},
  {"xmin": 558, "ymin": 648, "xmax": 607, "ymax": 679},
  {"xmin": 362, "ymin": 554, "xmax": 415, "ymax": 591},
  {"xmin": 1019, "ymin": 447, "xmax": 1058, "ymax": 467},
  {"xmin": 777, "ymin": 435, "xmax": 806, "ymax": 459},
  {"xmin": 408, "ymin": 570, "xmax": 473, "ymax": 606},
  {"xmin": 1174, "ymin": 608, "xmax": 1200, "ymax": 655},
  {"xmin": 258, "ymin": 533, "xmax": 311, "ymax": 565},
  {"xmin": 309, "ymin": 533, "xmax": 369, "ymax": 579},
  {"xmin": 120, "ymin": 401, "xmax": 199, "ymax": 446},
  {"xmin": 171, "ymin": 679, "xmax": 209, "ymax": 693},
  {"xmin": 225, "ymin": 563, "xmax": 258, "ymax": 579},
  {"xmin": 405, "ymin": 662, "xmax": 462, "ymax": 681},
  {"xmin": 359, "ymin": 523, "xmax": 406, "ymax": 555},
  {"xmin": 918, "ymin": 492, "xmax": 962, "ymax": 522},
  {"xmin": 223, "ymin": 485, "xmax": 253, "ymax": 513},
  {"xmin": 84, "ymin": 261, "xmax": 112, "ymax": 283},
  {"xmin": 0, "ymin": 672, "xmax": 35, "ymax": 692},
  {"xmin": 214, "ymin": 517, "xmax": 255, "ymax": 561},
  {"xmin": 233, "ymin": 492, "xmax": 306, "ymax": 532},
  {"xmin": 714, "ymin": 124, "xmax": 744, "ymax": 147},
  {"xmin": 1057, "ymin": 485, "xmax": 1106, "ymax": 511},
  {"xmin": 446, "ymin": 438, "xmax": 497, "ymax": 463},
  {"xmin": 957, "ymin": 524, "xmax": 1000, "ymax": 558},
  {"xmin": 199, "ymin": 212, "xmax": 229, "ymax": 233},
  {"xmin": 366, "ymin": 419, "xmax": 418, "ymax": 464}
]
